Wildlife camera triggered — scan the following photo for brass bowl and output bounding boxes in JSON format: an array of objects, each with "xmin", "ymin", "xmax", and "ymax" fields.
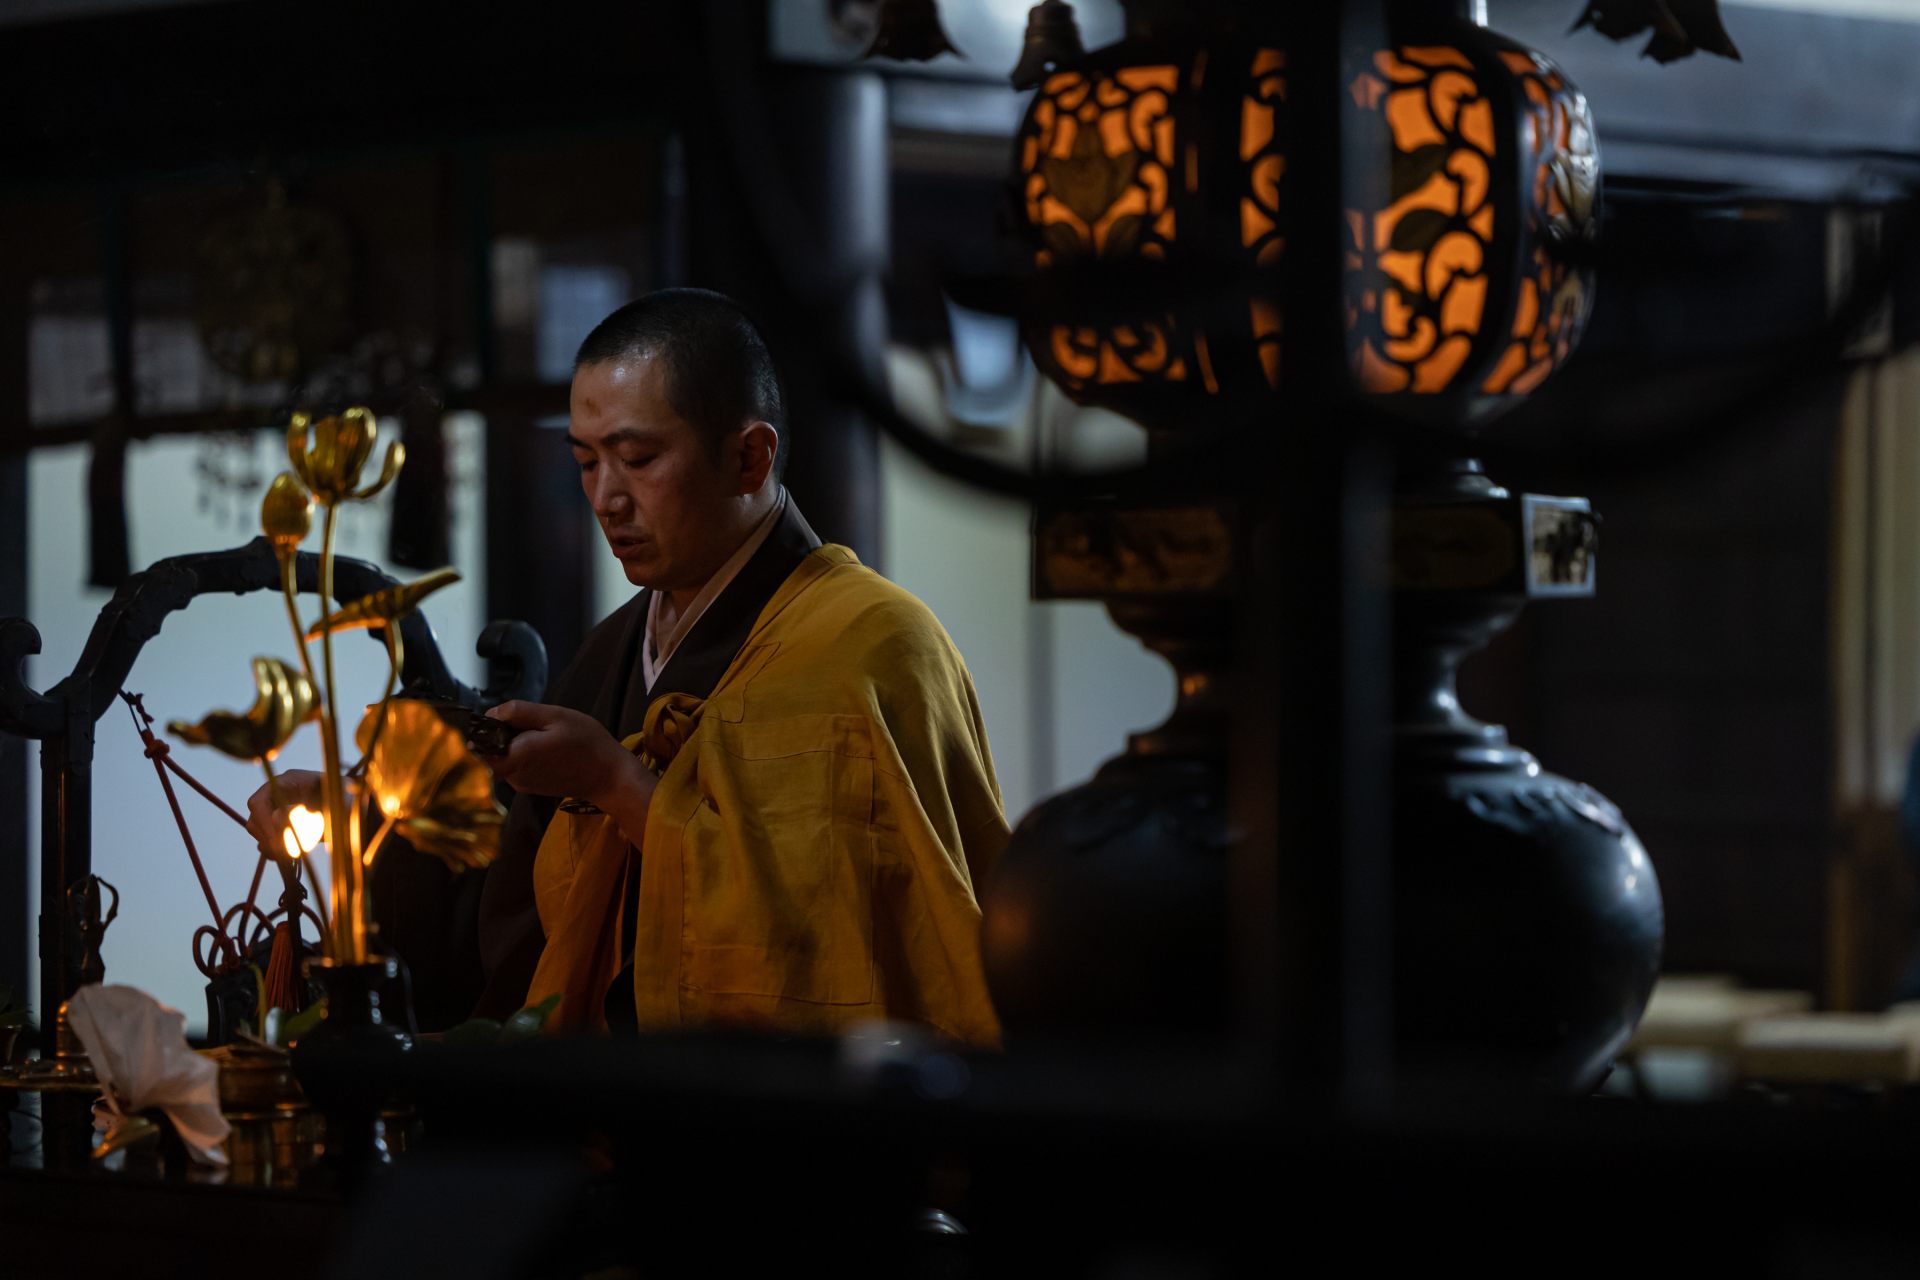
[{"xmin": 207, "ymin": 1044, "xmax": 309, "ymax": 1113}]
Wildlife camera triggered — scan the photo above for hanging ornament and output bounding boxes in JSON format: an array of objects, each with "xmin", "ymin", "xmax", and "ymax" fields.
[
  {"xmin": 1572, "ymin": 0, "xmax": 1741, "ymax": 63},
  {"xmin": 194, "ymin": 180, "xmax": 353, "ymax": 385}
]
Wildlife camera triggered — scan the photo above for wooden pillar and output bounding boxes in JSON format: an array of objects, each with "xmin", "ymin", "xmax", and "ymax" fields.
[
  {"xmin": 684, "ymin": 58, "xmax": 888, "ymax": 568},
  {"xmin": 1232, "ymin": 0, "xmax": 1395, "ymax": 1109},
  {"xmin": 0, "ymin": 221, "xmax": 26, "ymax": 1016}
]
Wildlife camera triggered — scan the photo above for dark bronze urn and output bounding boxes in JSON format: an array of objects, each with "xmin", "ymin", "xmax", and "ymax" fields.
[{"xmin": 1390, "ymin": 459, "xmax": 1662, "ymax": 1088}]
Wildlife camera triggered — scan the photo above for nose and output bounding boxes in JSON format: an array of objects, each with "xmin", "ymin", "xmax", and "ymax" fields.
[{"xmin": 589, "ymin": 467, "xmax": 630, "ymax": 520}]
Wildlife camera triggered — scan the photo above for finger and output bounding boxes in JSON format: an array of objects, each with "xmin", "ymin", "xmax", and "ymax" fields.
[
  {"xmin": 245, "ymin": 798, "xmax": 274, "ymax": 845},
  {"xmin": 253, "ymin": 805, "xmax": 286, "ymax": 856},
  {"xmin": 488, "ymin": 700, "xmax": 557, "ymax": 728},
  {"xmin": 487, "ymin": 756, "xmax": 522, "ymax": 790},
  {"xmin": 498, "ymin": 730, "xmax": 540, "ymax": 777},
  {"xmin": 254, "ymin": 805, "xmax": 284, "ymax": 850}
]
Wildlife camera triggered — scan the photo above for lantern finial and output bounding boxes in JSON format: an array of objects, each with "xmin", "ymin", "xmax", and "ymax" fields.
[{"xmin": 1012, "ymin": 1, "xmax": 1086, "ymax": 90}]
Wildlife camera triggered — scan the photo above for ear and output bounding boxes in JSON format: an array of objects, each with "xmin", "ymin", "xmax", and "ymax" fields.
[{"xmin": 736, "ymin": 421, "xmax": 779, "ymax": 494}]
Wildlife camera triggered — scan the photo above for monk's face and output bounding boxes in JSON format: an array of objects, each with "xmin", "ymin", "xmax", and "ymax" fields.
[{"xmin": 568, "ymin": 356, "xmax": 777, "ymax": 592}]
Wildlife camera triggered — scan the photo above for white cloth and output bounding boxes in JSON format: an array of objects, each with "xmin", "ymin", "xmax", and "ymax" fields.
[
  {"xmin": 641, "ymin": 489, "xmax": 787, "ymax": 690},
  {"xmin": 66, "ymin": 983, "xmax": 230, "ymax": 1166}
]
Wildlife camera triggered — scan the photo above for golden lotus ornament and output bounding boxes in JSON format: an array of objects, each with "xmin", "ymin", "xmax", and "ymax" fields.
[
  {"xmin": 356, "ymin": 700, "xmax": 505, "ymax": 872},
  {"xmin": 306, "ymin": 568, "xmax": 460, "ymax": 641},
  {"xmin": 170, "ymin": 407, "xmax": 496, "ymax": 967},
  {"xmin": 168, "ymin": 657, "xmax": 319, "ymax": 764},
  {"xmin": 286, "ymin": 407, "xmax": 404, "ymax": 506},
  {"xmin": 261, "ymin": 473, "xmax": 313, "ymax": 555}
]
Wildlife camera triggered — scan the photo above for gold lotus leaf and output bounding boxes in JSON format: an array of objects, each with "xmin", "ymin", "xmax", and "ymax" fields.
[
  {"xmin": 355, "ymin": 699, "xmax": 504, "ymax": 872},
  {"xmin": 286, "ymin": 407, "xmax": 405, "ymax": 505},
  {"xmin": 169, "ymin": 657, "xmax": 319, "ymax": 763},
  {"xmin": 307, "ymin": 568, "xmax": 461, "ymax": 640},
  {"xmin": 260, "ymin": 471, "xmax": 313, "ymax": 553}
]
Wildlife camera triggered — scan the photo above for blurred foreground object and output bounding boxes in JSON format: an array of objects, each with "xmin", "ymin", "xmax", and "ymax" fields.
[{"xmin": 1614, "ymin": 975, "xmax": 1920, "ymax": 1101}]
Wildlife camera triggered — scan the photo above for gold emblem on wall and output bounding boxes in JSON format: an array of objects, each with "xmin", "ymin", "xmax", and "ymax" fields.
[{"xmin": 195, "ymin": 181, "xmax": 353, "ymax": 384}]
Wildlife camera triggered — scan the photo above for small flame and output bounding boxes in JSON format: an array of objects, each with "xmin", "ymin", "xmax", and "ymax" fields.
[{"xmin": 285, "ymin": 805, "xmax": 324, "ymax": 860}]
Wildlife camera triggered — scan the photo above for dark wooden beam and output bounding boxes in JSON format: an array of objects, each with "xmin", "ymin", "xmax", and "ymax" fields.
[
  {"xmin": 0, "ymin": 384, "xmax": 572, "ymax": 455},
  {"xmin": 0, "ymin": 1, "xmax": 694, "ymax": 189}
]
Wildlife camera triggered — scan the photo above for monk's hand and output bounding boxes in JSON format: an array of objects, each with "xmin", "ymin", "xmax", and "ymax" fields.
[
  {"xmin": 244, "ymin": 768, "xmax": 325, "ymax": 858},
  {"xmin": 484, "ymin": 701, "xmax": 649, "ymax": 808}
]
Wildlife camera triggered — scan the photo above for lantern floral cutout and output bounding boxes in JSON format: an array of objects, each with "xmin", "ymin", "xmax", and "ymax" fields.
[
  {"xmin": 1345, "ymin": 45, "xmax": 1501, "ymax": 397},
  {"xmin": 1022, "ymin": 61, "xmax": 1187, "ymax": 397}
]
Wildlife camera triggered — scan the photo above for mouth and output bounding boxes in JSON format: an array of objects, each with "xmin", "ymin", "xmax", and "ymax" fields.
[{"xmin": 605, "ymin": 530, "xmax": 650, "ymax": 557}]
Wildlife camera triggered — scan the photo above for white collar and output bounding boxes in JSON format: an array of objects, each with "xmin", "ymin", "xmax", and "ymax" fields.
[{"xmin": 641, "ymin": 488, "xmax": 787, "ymax": 690}]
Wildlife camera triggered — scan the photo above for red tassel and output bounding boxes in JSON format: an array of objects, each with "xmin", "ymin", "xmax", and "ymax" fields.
[{"xmin": 262, "ymin": 922, "xmax": 300, "ymax": 1014}]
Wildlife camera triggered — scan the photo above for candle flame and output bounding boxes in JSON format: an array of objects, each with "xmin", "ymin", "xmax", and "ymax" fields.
[{"xmin": 285, "ymin": 804, "xmax": 324, "ymax": 860}]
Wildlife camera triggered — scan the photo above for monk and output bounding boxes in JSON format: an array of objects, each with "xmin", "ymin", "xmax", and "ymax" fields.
[{"xmin": 250, "ymin": 289, "xmax": 1006, "ymax": 1046}]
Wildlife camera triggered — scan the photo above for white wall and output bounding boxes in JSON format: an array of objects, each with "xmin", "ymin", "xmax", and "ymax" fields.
[
  {"xmin": 25, "ymin": 416, "xmax": 486, "ymax": 1034},
  {"xmin": 878, "ymin": 350, "xmax": 1173, "ymax": 824}
]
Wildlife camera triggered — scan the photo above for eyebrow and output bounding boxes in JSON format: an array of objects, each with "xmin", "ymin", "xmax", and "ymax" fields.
[{"xmin": 565, "ymin": 428, "xmax": 661, "ymax": 451}]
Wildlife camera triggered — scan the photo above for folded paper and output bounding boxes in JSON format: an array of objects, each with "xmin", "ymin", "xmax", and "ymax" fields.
[{"xmin": 67, "ymin": 984, "xmax": 230, "ymax": 1166}]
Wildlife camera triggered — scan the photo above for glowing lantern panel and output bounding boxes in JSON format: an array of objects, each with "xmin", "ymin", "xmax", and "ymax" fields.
[{"xmin": 1013, "ymin": 18, "xmax": 1598, "ymax": 430}]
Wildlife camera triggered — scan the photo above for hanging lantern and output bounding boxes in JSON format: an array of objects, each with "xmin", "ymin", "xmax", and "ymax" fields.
[
  {"xmin": 1011, "ymin": 6, "xmax": 1599, "ymax": 432},
  {"xmin": 986, "ymin": 5, "xmax": 1670, "ymax": 1087}
]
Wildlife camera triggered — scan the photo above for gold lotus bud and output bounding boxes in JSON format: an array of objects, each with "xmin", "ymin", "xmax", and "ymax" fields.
[
  {"xmin": 168, "ymin": 657, "xmax": 320, "ymax": 763},
  {"xmin": 355, "ymin": 700, "xmax": 504, "ymax": 871},
  {"xmin": 307, "ymin": 567, "xmax": 460, "ymax": 640},
  {"xmin": 261, "ymin": 472, "xmax": 313, "ymax": 554},
  {"xmin": 286, "ymin": 407, "xmax": 406, "ymax": 505}
]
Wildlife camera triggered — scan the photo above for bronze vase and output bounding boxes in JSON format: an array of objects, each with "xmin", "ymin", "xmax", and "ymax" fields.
[{"xmin": 289, "ymin": 955, "xmax": 415, "ymax": 1182}]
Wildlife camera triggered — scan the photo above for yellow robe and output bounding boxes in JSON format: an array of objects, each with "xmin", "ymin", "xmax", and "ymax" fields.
[{"xmin": 527, "ymin": 545, "xmax": 1007, "ymax": 1046}]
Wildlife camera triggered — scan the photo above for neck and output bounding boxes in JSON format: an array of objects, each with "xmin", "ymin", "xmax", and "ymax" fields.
[{"xmin": 663, "ymin": 487, "xmax": 779, "ymax": 617}]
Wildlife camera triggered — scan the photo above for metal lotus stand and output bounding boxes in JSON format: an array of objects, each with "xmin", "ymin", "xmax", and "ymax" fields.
[{"xmin": 0, "ymin": 535, "xmax": 544, "ymax": 1170}]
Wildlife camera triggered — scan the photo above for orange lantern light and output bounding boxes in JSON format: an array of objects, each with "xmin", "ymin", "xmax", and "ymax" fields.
[{"xmin": 1013, "ymin": 8, "xmax": 1599, "ymax": 430}]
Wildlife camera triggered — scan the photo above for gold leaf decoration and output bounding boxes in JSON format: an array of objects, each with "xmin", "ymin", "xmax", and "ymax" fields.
[
  {"xmin": 287, "ymin": 407, "xmax": 406, "ymax": 505},
  {"xmin": 355, "ymin": 700, "xmax": 504, "ymax": 872},
  {"xmin": 169, "ymin": 657, "xmax": 319, "ymax": 763},
  {"xmin": 307, "ymin": 568, "xmax": 460, "ymax": 640}
]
